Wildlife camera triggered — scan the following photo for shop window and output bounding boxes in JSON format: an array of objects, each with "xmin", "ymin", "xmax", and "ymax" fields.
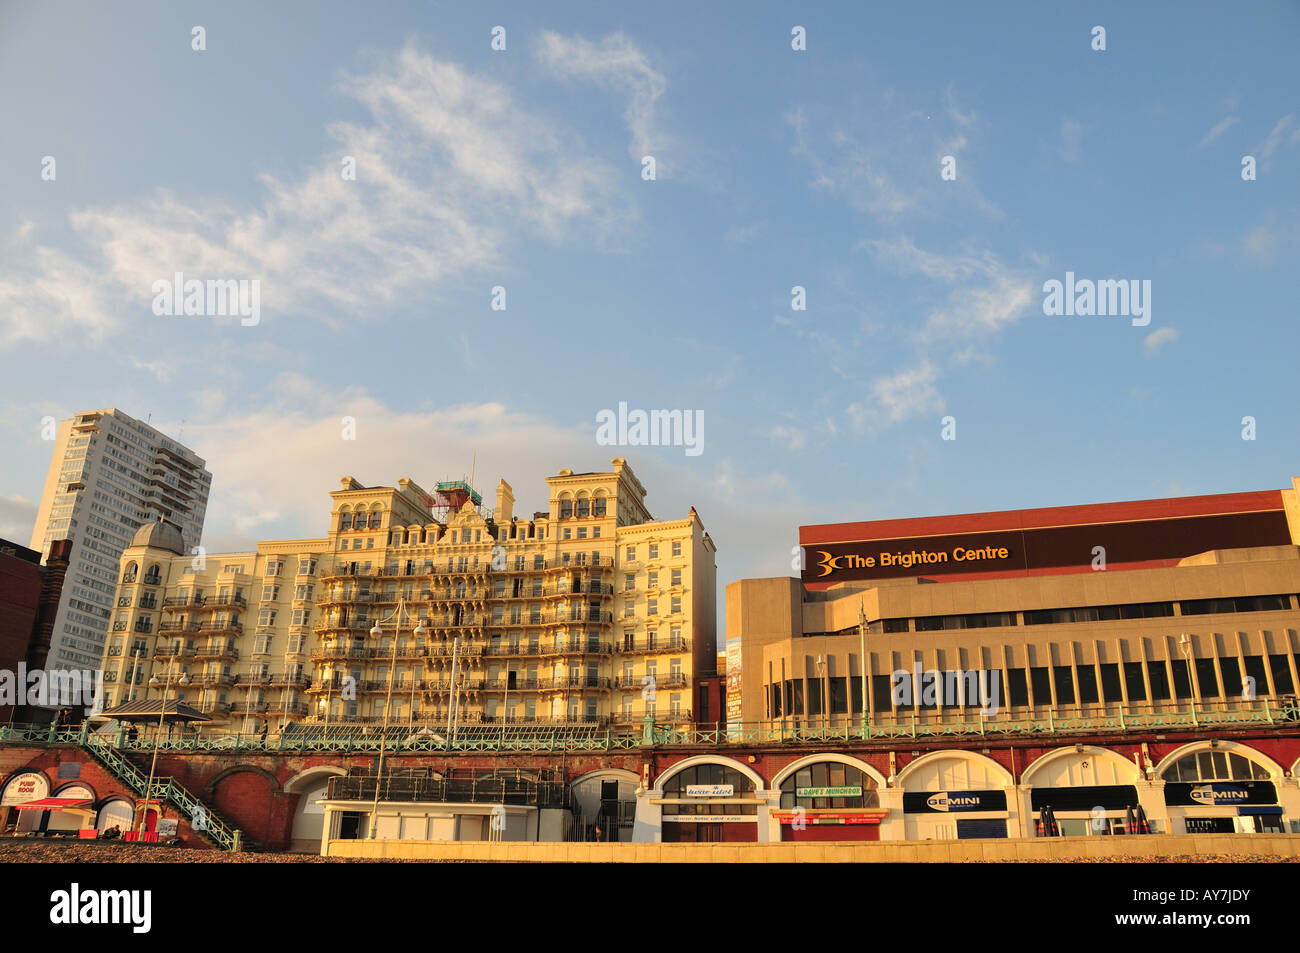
[{"xmin": 778, "ymin": 762, "xmax": 877, "ymax": 810}]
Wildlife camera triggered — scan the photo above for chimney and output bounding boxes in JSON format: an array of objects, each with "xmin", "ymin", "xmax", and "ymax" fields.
[{"xmin": 495, "ymin": 479, "xmax": 514, "ymax": 524}]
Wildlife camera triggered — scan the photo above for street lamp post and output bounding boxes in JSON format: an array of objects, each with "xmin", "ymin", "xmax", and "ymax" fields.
[
  {"xmin": 367, "ymin": 599, "xmax": 427, "ymax": 840},
  {"xmin": 138, "ymin": 661, "xmax": 190, "ymax": 836}
]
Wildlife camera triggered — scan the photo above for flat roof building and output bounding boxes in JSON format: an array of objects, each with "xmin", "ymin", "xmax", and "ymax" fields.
[
  {"xmin": 724, "ymin": 478, "xmax": 1300, "ymax": 840},
  {"xmin": 29, "ymin": 409, "xmax": 210, "ymax": 673}
]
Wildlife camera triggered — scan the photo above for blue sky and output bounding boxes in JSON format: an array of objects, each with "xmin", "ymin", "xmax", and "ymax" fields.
[{"xmin": 1, "ymin": 1, "xmax": 1298, "ymax": 603}]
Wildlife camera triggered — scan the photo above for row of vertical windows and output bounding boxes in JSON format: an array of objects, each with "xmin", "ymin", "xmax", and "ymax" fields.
[{"xmin": 768, "ymin": 654, "xmax": 1300, "ymax": 716}]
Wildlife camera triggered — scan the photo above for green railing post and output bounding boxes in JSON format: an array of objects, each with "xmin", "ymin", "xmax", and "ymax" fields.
[{"xmin": 233, "ymin": 830, "xmax": 242, "ymax": 852}]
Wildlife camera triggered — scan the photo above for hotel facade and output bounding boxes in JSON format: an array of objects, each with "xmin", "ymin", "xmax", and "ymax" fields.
[{"xmin": 96, "ymin": 458, "xmax": 718, "ymax": 735}]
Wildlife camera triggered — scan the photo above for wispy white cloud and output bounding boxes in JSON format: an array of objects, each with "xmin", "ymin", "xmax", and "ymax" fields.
[
  {"xmin": 786, "ymin": 83, "xmax": 1002, "ymax": 223},
  {"xmin": 1252, "ymin": 113, "xmax": 1300, "ymax": 163},
  {"xmin": 536, "ymin": 31, "xmax": 670, "ymax": 170},
  {"xmin": 0, "ymin": 43, "xmax": 635, "ymax": 346},
  {"xmin": 847, "ymin": 360, "xmax": 944, "ymax": 432},
  {"xmin": 1143, "ymin": 326, "xmax": 1179, "ymax": 355},
  {"xmin": 1196, "ymin": 115, "xmax": 1238, "ymax": 149},
  {"xmin": 864, "ymin": 237, "xmax": 1037, "ymax": 340}
]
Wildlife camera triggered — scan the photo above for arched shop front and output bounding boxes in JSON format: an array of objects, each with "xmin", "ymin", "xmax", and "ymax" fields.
[
  {"xmin": 898, "ymin": 752, "xmax": 1016, "ymax": 840},
  {"xmin": 1022, "ymin": 746, "xmax": 1146, "ymax": 836},
  {"xmin": 1, "ymin": 771, "xmax": 50, "ymax": 834},
  {"xmin": 770, "ymin": 755, "xmax": 886, "ymax": 841},
  {"xmin": 1158, "ymin": 743, "xmax": 1285, "ymax": 834},
  {"xmin": 651, "ymin": 757, "xmax": 764, "ymax": 842}
]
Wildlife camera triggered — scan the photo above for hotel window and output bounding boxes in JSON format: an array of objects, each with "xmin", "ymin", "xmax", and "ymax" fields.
[
  {"xmin": 648, "ymin": 544, "xmax": 658, "ymax": 559},
  {"xmin": 672, "ymin": 541, "xmax": 681, "ymax": 558},
  {"xmin": 533, "ymin": 555, "xmax": 545, "ymax": 570},
  {"xmin": 625, "ymin": 545, "xmax": 635, "ymax": 561},
  {"xmin": 576, "ymin": 499, "xmax": 589, "ymax": 518},
  {"xmin": 670, "ymin": 596, "xmax": 681, "ymax": 614},
  {"xmin": 291, "ymin": 609, "xmax": 310, "ymax": 626},
  {"xmin": 577, "ymin": 528, "xmax": 587, "ymax": 540},
  {"xmin": 560, "ymin": 500, "xmax": 573, "ymax": 519},
  {"xmin": 592, "ymin": 527, "xmax": 601, "ymax": 539},
  {"xmin": 624, "ymin": 602, "xmax": 634, "ymax": 619},
  {"xmin": 262, "ymin": 585, "xmax": 279, "ymax": 601},
  {"xmin": 670, "ymin": 657, "xmax": 682, "ymax": 677},
  {"xmin": 647, "ymin": 599, "xmax": 658, "ymax": 616},
  {"xmin": 296, "ymin": 584, "xmax": 313, "ymax": 601},
  {"xmin": 258, "ymin": 610, "xmax": 276, "ymax": 627},
  {"xmin": 670, "ymin": 694, "xmax": 682, "ymax": 717},
  {"xmin": 593, "ymin": 498, "xmax": 606, "ymax": 517},
  {"xmin": 624, "ymin": 574, "xmax": 635, "ymax": 591},
  {"xmin": 563, "ymin": 528, "xmax": 572, "ymax": 540},
  {"xmin": 648, "ymin": 571, "xmax": 658, "ymax": 588},
  {"xmin": 265, "ymin": 561, "xmax": 282, "ymax": 576},
  {"xmin": 297, "ymin": 559, "xmax": 316, "ymax": 576},
  {"xmin": 671, "ymin": 569, "xmax": 681, "ymax": 587}
]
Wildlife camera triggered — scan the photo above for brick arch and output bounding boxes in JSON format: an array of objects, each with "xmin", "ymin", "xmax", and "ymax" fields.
[{"xmin": 207, "ymin": 765, "xmax": 282, "ymax": 847}]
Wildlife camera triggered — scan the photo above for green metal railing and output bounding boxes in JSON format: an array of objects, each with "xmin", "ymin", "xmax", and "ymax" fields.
[
  {"xmin": 1, "ymin": 698, "xmax": 1295, "ymax": 757},
  {"xmin": 81, "ymin": 735, "xmax": 242, "ymax": 852}
]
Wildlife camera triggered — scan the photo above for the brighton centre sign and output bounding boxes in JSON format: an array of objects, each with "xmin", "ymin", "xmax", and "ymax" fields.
[{"xmin": 814, "ymin": 544, "xmax": 1011, "ymax": 576}]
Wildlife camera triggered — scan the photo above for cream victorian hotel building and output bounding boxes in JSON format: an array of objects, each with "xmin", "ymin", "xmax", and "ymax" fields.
[{"xmin": 97, "ymin": 459, "xmax": 717, "ymax": 734}]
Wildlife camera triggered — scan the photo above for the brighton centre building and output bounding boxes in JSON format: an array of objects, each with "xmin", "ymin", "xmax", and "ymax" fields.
[{"xmin": 725, "ymin": 479, "xmax": 1300, "ymax": 842}]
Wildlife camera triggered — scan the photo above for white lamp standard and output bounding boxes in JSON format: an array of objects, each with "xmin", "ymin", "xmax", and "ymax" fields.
[{"xmin": 367, "ymin": 599, "xmax": 427, "ymax": 840}]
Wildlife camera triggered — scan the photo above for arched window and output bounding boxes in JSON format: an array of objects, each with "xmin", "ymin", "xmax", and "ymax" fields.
[
  {"xmin": 368, "ymin": 509, "xmax": 382, "ymax": 529},
  {"xmin": 144, "ymin": 563, "xmax": 161, "ymax": 585},
  {"xmin": 661, "ymin": 763, "xmax": 756, "ymax": 816},
  {"xmin": 122, "ymin": 562, "xmax": 138, "ymax": 583},
  {"xmin": 339, "ymin": 510, "xmax": 353, "ymax": 531},
  {"xmin": 1163, "ymin": 750, "xmax": 1270, "ymax": 783},
  {"xmin": 779, "ymin": 762, "xmax": 878, "ymax": 809}
]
